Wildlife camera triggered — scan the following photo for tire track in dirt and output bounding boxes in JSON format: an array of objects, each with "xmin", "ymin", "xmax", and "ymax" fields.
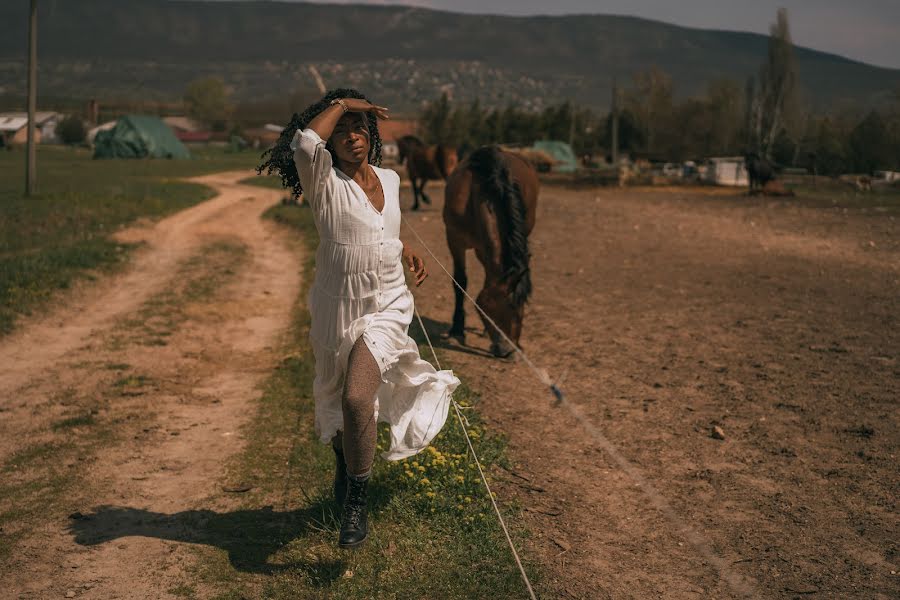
[
  {"xmin": 0, "ymin": 172, "xmax": 304, "ymax": 599},
  {"xmin": 403, "ymin": 184, "xmax": 899, "ymax": 599}
]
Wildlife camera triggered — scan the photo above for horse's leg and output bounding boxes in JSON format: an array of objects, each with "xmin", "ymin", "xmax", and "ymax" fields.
[
  {"xmin": 442, "ymin": 231, "xmax": 467, "ymax": 344},
  {"xmin": 420, "ymin": 179, "xmax": 431, "ymax": 205},
  {"xmin": 411, "ymin": 178, "xmax": 421, "ymax": 211}
]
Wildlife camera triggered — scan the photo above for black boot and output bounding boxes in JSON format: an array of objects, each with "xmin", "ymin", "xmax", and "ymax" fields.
[
  {"xmin": 338, "ymin": 474, "xmax": 369, "ymax": 548},
  {"xmin": 333, "ymin": 445, "xmax": 348, "ymax": 506}
]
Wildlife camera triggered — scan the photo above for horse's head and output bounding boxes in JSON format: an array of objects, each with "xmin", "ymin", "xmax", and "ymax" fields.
[{"xmin": 476, "ymin": 281, "xmax": 527, "ymax": 359}]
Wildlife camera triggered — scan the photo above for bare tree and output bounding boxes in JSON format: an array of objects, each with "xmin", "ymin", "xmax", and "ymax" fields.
[
  {"xmin": 626, "ymin": 67, "xmax": 674, "ymax": 156},
  {"xmin": 749, "ymin": 8, "xmax": 796, "ymax": 159}
]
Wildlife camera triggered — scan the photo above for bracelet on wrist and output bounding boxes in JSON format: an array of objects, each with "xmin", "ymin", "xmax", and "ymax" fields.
[{"xmin": 330, "ymin": 98, "xmax": 349, "ymax": 114}]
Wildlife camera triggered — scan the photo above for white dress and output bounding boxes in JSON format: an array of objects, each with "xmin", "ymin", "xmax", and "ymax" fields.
[{"xmin": 291, "ymin": 128, "xmax": 460, "ymax": 460}]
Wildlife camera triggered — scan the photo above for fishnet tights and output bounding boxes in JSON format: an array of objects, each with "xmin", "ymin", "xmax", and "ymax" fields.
[{"xmin": 332, "ymin": 335, "xmax": 381, "ymax": 476}]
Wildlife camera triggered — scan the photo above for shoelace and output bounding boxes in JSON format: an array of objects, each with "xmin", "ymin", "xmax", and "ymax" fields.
[{"xmin": 344, "ymin": 503, "xmax": 363, "ymax": 528}]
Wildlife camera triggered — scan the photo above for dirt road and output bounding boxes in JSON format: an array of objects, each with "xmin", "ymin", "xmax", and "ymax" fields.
[
  {"xmin": 402, "ymin": 185, "xmax": 899, "ymax": 599},
  {"xmin": 0, "ymin": 172, "xmax": 302, "ymax": 598}
]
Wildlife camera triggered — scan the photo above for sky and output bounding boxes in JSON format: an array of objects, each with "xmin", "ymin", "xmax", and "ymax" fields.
[{"xmin": 264, "ymin": 0, "xmax": 900, "ymax": 69}]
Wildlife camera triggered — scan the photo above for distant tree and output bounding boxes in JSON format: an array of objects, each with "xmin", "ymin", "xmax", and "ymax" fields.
[
  {"xmin": 670, "ymin": 98, "xmax": 713, "ymax": 160},
  {"xmin": 603, "ymin": 109, "xmax": 644, "ymax": 156},
  {"xmin": 626, "ymin": 67, "xmax": 674, "ymax": 157},
  {"xmin": 706, "ymin": 79, "xmax": 744, "ymax": 155},
  {"xmin": 184, "ymin": 77, "xmax": 231, "ymax": 130},
  {"xmin": 748, "ymin": 8, "xmax": 796, "ymax": 158},
  {"xmin": 848, "ymin": 111, "xmax": 894, "ymax": 173},
  {"xmin": 811, "ymin": 118, "xmax": 848, "ymax": 176},
  {"xmin": 420, "ymin": 93, "xmax": 456, "ymax": 145},
  {"xmin": 57, "ymin": 115, "xmax": 86, "ymax": 145},
  {"xmin": 770, "ymin": 128, "xmax": 796, "ymax": 166}
]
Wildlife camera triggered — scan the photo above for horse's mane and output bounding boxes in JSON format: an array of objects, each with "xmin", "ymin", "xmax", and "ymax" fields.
[{"xmin": 467, "ymin": 146, "xmax": 532, "ymax": 307}]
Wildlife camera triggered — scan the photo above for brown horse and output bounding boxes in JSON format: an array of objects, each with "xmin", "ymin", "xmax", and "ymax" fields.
[
  {"xmin": 442, "ymin": 145, "xmax": 539, "ymax": 358},
  {"xmin": 397, "ymin": 135, "xmax": 458, "ymax": 211}
]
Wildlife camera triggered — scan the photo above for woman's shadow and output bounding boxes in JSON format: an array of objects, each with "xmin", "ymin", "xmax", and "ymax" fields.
[
  {"xmin": 411, "ymin": 315, "xmax": 494, "ymax": 359},
  {"xmin": 68, "ymin": 481, "xmax": 394, "ymax": 585}
]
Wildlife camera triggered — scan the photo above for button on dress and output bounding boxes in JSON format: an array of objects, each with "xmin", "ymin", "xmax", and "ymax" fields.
[{"xmin": 291, "ymin": 128, "xmax": 460, "ymax": 460}]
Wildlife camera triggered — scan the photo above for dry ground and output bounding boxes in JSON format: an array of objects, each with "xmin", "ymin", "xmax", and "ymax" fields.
[
  {"xmin": 1, "ymin": 174, "xmax": 897, "ymax": 599},
  {"xmin": 402, "ymin": 183, "xmax": 899, "ymax": 599}
]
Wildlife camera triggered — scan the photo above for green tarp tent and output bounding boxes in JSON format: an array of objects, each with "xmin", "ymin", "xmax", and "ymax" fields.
[
  {"xmin": 532, "ymin": 140, "xmax": 578, "ymax": 173},
  {"xmin": 93, "ymin": 115, "xmax": 190, "ymax": 159}
]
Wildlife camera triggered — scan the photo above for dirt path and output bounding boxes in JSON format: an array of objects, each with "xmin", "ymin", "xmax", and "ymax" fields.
[
  {"xmin": 0, "ymin": 172, "xmax": 303, "ymax": 599},
  {"xmin": 403, "ymin": 185, "xmax": 899, "ymax": 599}
]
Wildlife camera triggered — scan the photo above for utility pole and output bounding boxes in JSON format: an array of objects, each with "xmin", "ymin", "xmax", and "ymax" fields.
[
  {"xmin": 568, "ymin": 103, "xmax": 576, "ymax": 148},
  {"xmin": 25, "ymin": 0, "xmax": 38, "ymax": 196},
  {"xmin": 611, "ymin": 77, "xmax": 619, "ymax": 166}
]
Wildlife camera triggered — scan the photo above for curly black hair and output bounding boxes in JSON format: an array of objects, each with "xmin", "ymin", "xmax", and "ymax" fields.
[{"xmin": 257, "ymin": 88, "xmax": 383, "ymax": 198}]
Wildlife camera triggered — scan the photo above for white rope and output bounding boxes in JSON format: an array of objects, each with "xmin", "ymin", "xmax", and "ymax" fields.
[
  {"xmin": 413, "ymin": 306, "xmax": 538, "ymax": 600},
  {"xmin": 403, "ymin": 216, "xmax": 759, "ymax": 599}
]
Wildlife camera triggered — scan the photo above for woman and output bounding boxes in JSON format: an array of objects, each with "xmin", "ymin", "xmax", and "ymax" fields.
[{"xmin": 259, "ymin": 89, "xmax": 459, "ymax": 548}]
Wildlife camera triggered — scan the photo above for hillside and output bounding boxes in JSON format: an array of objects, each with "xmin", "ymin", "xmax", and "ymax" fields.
[{"xmin": 1, "ymin": 0, "xmax": 897, "ymax": 114}]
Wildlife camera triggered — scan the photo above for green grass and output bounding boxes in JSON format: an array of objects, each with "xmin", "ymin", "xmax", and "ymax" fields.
[
  {"xmin": 51, "ymin": 413, "xmax": 97, "ymax": 431},
  {"xmin": 786, "ymin": 179, "xmax": 900, "ymax": 213},
  {"xmin": 180, "ymin": 203, "xmax": 537, "ymax": 599},
  {"xmin": 239, "ymin": 173, "xmax": 287, "ymax": 190},
  {"xmin": 0, "ymin": 145, "xmax": 261, "ymax": 335}
]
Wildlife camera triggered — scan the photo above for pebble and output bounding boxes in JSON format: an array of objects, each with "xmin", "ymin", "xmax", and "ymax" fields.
[
  {"xmin": 711, "ymin": 426, "xmax": 726, "ymax": 440},
  {"xmin": 65, "ymin": 592, "xmax": 76, "ymax": 598}
]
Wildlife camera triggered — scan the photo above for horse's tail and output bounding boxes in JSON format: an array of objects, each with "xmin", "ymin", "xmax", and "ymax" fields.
[{"xmin": 467, "ymin": 145, "xmax": 532, "ymax": 307}]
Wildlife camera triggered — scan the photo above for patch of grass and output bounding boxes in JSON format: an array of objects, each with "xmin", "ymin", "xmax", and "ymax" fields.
[
  {"xmin": 0, "ymin": 145, "xmax": 260, "ymax": 335},
  {"xmin": 182, "ymin": 241, "xmax": 247, "ymax": 301},
  {"xmin": 113, "ymin": 373, "xmax": 153, "ymax": 389},
  {"xmin": 2, "ymin": 442, "xmax": 66, "ymax": 473},
  {"xmin": 106, "ymin": 241, "xmax": 248, "ymax": 349},
  {"xmin": 52, "ymin": 413, "xmax": 97, "ymax": 430},
  {"xmin": 787, "ymin": 180, "xmax": 900, "ymax": 213},
  {"xmin": 179, "ymin": 204, "xmax": 536, "ymax": 598},
  {"xmin": 104, "ymin": 362, "xmax": 131, "ymax": 370},
  {"xmin": 239, "ymin": 173, "xmax": 287, "ymax": 190},
  {"xmin": 167, "ymin": 583, "xmax": 197, "ymax": 598}
]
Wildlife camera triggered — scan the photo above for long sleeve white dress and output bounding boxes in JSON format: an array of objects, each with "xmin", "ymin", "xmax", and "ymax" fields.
[{"xmin": 291, "ymin": 128, "xmax": 460, "ymax": 460}]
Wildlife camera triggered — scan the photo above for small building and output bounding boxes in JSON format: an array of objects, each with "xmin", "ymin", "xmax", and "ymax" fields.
[
  {"xmin": 241, "ymin": 127, "xmax": 280, "ymax": 149},
  {"xmin": 705, "ymin": 157, "xmax": 748, "ymax": 187},
  {"xmin": 378, "ymin": 119, "xmax": 419, "ymax": 143},
  {"xmin": 0, "ymin": 111, "xmax": 61, "ymax": 145},
  {"xmin": 381, "ymin": 142, "xmax": 400, "ymax": 161},
  {"xmin": 162, "ymin": 116, "xmax": 204, "ymax": 134},
  {"xmin": 875, "ymin": 170, "xmax": 900, "ymax": 183}
]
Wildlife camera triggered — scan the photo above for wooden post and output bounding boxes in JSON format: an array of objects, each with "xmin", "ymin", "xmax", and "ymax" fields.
[
  {"xmin": 25, "ymin": 0, "xmax": 38, "ymax": 196},
  {"xmin": 611, "ymin": 77, "xmax": 619, "ymax": 166}
]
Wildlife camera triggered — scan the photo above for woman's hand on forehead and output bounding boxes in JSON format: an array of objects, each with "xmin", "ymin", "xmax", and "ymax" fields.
[{"xmin": 334, "ymin": 114, "xmax": 370, "ymax": 136}]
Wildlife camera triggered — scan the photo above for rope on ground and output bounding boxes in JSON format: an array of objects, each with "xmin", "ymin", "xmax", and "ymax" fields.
[
  {"xmin": 403, "ymin": 216, "xmax": 759, "ymax": 599},
  {"xmin": 413, "ymin": 306, "xmax": 538, "ymax": 600}
]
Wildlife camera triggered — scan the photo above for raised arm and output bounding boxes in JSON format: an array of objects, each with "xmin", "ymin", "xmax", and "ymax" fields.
[
  {"xmin": 307, "ymin": 98, "xmax": 390, "ymax": 141},
  {"xmin": 291, "ymin": 98, "xmax": 390, "ymax": 208}
]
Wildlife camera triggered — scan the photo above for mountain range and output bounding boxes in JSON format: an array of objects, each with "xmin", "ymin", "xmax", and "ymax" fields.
[{"xmin": 1, "ymin": 0, "xmax": 897, "ymax": 115}]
